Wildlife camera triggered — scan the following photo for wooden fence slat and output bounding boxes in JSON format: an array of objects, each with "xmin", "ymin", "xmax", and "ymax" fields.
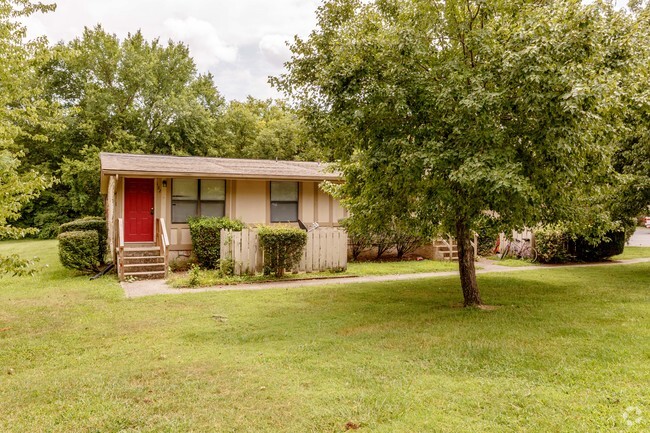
[
  {"xmin": 234, "ymin": 231, "xmax": 242, "ymax": 275},
  {"xmin": 312, "ymin": 231, "xmax": 318, "ymax": 271},
  {"xmin": 322, "ymin": 231, "xmax": 329, "ymax": 272},
  {"xmin": 320, "ymin": 229, "xmax": 326, "ymax": 271},
  {"xmin": 335, "ymin": 230, "xmax": 342, "ymax": 269},
  {"xmin": 326, "ymin": 230, "xmax": 331, "ymax": 268},
  {"xmin": 248, "ymin": 230, "xmax": 255, "ymax": 273},
  {"xmin": 242, "ymin": 228, "xmax": 251, "ymax": 274},
  {"xmin": 220, "ymin": 229, "xmax": 227, "ymax": 260},
  {"xmin": 255, "ymin": 233, "xmax": 264, "ymax": 273},
  {"xmin": 305, "ymin": 231, "xmax": 313, "ymax": 272},
  {"xmin": 342, "ymin": 231, "xmax": 348, "ymax": 269}
]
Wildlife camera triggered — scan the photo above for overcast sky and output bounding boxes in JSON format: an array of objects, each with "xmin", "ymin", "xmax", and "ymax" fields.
[{"xmin": 22, "ymin": 0, "xmax": 322, "ymax": 101}]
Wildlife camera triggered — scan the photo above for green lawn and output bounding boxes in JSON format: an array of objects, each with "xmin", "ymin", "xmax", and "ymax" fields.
[
  {"xmin": 1, "ymin": 239, "xmax": 649, "ymax": 432},
  {"xmin": 613, "ymin": 246, "xmax": 650, "ymax": 260},
  {"xmin": 347, "ymin": 259, "xmax": 459, "ymax": 275}
]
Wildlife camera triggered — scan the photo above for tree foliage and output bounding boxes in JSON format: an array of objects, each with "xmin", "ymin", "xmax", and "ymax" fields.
[
  {"xmin": 610, "ymin": 3, "xmax": 650, "ymax": 219},
  {"xmin": 0, "ymin": 0, "xmax": 55, "ymax": 275},
  {"xmin": 219, "ymin": 97, "xmax": 322, "ymax": 161},
  {"xmin": 276, "ymin": 0, "xmax": 638, "ymax": 306}
]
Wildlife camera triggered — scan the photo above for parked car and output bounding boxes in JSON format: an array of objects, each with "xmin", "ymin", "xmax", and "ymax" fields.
[{"xmin": 645, "ymin": 216, "xmax": 650, "ymax": 228}]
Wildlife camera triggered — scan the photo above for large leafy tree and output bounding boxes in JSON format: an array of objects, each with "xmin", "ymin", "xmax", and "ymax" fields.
[
  {"xmin": 611, "ymin": 3, "xmax": 650, "ymax": 220},
  {"xmin": 0, "ymin": 0, "xmax": 56, "ymax": 274},
  {"xmin": 19, "ymin": 25, "xmax": 228, "ymax": 227},
  {"xmin": 276, "ymin": 0, "xmax": 637, "ymax": 306},
  {"xmin": 220, "ymin": 97, "xmax": 322, "ymax": 161}
]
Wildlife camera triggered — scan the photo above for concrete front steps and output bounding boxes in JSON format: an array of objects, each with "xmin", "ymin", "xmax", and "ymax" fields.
[{"xmin": 121, "ymin": 245, "xmax": 166, "ymax": 280}]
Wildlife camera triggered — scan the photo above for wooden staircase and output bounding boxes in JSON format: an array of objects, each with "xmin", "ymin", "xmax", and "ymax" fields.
[
  {"xmin": 116, "ymin": 218, "xmax": 170, "ymax": 281},
  {"xmin": 432, "ymin": 233, "xmax": 479, "ymax": 261},
  {"xmin": 121, "ymin": 246, "xmax": 166, "ymax": 280},
  {"xmin": 433, "ymin": 236, "xmax": 459, "ymax": 261}
]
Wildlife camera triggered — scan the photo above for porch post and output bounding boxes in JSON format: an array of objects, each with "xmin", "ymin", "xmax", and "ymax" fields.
[{"xmin": 107, "ymin": 175, "xmax": 117, "ymax": 263}]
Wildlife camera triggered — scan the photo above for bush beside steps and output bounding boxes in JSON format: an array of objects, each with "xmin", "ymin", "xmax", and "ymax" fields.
[{"xmin": 58, "ymin": 216, "xmax": 106, "ymax": 273}]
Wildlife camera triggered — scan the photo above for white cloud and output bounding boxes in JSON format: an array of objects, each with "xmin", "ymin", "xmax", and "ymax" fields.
[
  {"xmin": 259, "ymin": 34, "xmax": 292, "ymax": 67},
  {"xmin": 18, "ymin": 0, "xmax": 321, "ymax": 100},
  {"xmin": 163, "ymin": 17, "xmax": 238, "ymax": 68}
]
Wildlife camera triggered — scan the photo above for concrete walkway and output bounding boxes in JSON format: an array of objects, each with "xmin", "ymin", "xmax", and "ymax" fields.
[
  {"xmin": 121, "ymin": 257, "xmax": 650, "ymax": 298},
  {"xmin": 628, "ymin": 227, "xmax": 650, "ymax": 247}
]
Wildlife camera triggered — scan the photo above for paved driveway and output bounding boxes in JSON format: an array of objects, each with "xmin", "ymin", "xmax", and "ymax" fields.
[{"xmin": 628, "ymin": 227, "xmax": 650, "ymax": 247}]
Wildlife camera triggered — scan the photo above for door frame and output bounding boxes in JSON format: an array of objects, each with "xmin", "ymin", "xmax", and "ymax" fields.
[{"xmin": 122, "ymin": 177, "xmax": 156, "ymax": 243}]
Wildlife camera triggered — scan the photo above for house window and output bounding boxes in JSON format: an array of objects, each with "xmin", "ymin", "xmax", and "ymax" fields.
[
  {"xmin": 172, "ymin": 179, "xmax": 225, "ymax": 223},
  {"xmin": 270, "ymin": 181, "xmax": 298, "ymax": 222}
]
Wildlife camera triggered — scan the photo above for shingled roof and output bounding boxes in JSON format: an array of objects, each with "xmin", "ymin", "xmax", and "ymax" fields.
[{"xmin": 99, "ymin": 152, "xmax": 340, "ymax": 181}]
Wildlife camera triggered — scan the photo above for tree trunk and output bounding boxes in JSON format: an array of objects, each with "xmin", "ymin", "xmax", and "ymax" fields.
[{"xmin": 455, "ymin": 220, "xmax": 482, "ymax": 307}]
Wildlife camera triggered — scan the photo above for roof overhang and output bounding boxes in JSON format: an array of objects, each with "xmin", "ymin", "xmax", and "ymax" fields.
[{"xmin": 99, "ymin": 152, "xmax": 341, "ymax": 194}]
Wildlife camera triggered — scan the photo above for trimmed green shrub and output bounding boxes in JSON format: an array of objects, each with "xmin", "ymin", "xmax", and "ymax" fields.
[
  {"xmin": 58, "ymin": 230, "xmax": 100, "ymax": 273},
  {"xmin": 38, "ymin": 222, "xmax": 62, "ymax": 240},
  {"xmin": 535, "ymin": 226, "xmax": 625, "ymax": 263},
  {"xmin": 188, "ymin": 217, "xmax": 245, "ymax": 269},
  {"xmin": 59, "ymin": 216, "xmax": 107, "ymax": 264},
  {"xmin": 534, "ymin": 226, "xmax": 574, "ymax": 264},
  {"xmin": 258, "ymin": 226, "xmax": 307, "ymax": 277},
  {"xmin": 571, "ymin": 230, "xmax": 625, "ymax": 261}
]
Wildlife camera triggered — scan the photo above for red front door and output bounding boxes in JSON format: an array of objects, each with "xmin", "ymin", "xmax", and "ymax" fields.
[{"xmin": 124, "ymin": 178, "xmax": 154, "ymax": 242}]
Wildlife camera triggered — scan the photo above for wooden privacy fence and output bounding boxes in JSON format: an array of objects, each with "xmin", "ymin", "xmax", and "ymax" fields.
[{"xmin": 220, "ymin": 228, "xmax": 348, "ymax": 276}]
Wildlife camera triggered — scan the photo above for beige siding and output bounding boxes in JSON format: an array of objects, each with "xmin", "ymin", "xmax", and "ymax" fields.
[
  {"xmin": 170, "ymin": 226, "xmax": 192, "ymax": 247},
  {"xmin": 332, "ymin": 197, "xmax": 347, "ymax": 224},
  {"xmin": 234, "ymin": 180, "xmax": 268, "ymax": 224},
  {"xmin": 317, "ymin": 189, "xmax": 330, "ymax": 224},
  {"xmin": 301, "ymin": 181, "xmax": 316, "ymax": 223}
]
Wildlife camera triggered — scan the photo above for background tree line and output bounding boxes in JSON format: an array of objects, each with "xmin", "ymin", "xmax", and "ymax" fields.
[{"xmin": 7, "ymin": 20, "xmax": 321, "ymax": 238}]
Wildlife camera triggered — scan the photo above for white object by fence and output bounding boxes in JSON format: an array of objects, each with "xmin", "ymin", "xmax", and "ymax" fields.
[
  {"xmin": 498, "ymin": 228, "xmax": 536, "ymax": 253},
  {"xmin": 220, "ymin": 228, "xmax": 348, "ymax": 276}
]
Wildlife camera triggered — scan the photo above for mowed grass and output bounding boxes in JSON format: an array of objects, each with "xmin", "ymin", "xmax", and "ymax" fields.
[
  {"xmin": 347, "ymin": 259, "xmax": 459, "ymax": 275},
  {"xmin": 1, "ymin": 240, "xmax": 649, "ymax": 432},
  {"xmin": 613, "ymin": 246, "xmax": 650, "ymax": 260}
]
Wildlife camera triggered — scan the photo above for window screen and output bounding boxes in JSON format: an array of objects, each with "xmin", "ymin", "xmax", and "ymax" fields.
[
  {"xmin": 200, "ymin": 180, "xmax": 226, "ymax": 218},
  {"xmin": 172, "ymin": 179, "xmax": 198, "ymax": 223},
  {"xmin": 270, "ymin": 182, "xmax": 298, "ymax": 222},
  {"xmin": 172, "ymin": 179, "xmax": 226, "ymax": 223}
]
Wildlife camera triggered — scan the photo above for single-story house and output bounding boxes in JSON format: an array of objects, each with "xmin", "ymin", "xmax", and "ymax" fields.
[{"xmin": 99, "ymin": 152, "xmax": 346, "ymax": 278}]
